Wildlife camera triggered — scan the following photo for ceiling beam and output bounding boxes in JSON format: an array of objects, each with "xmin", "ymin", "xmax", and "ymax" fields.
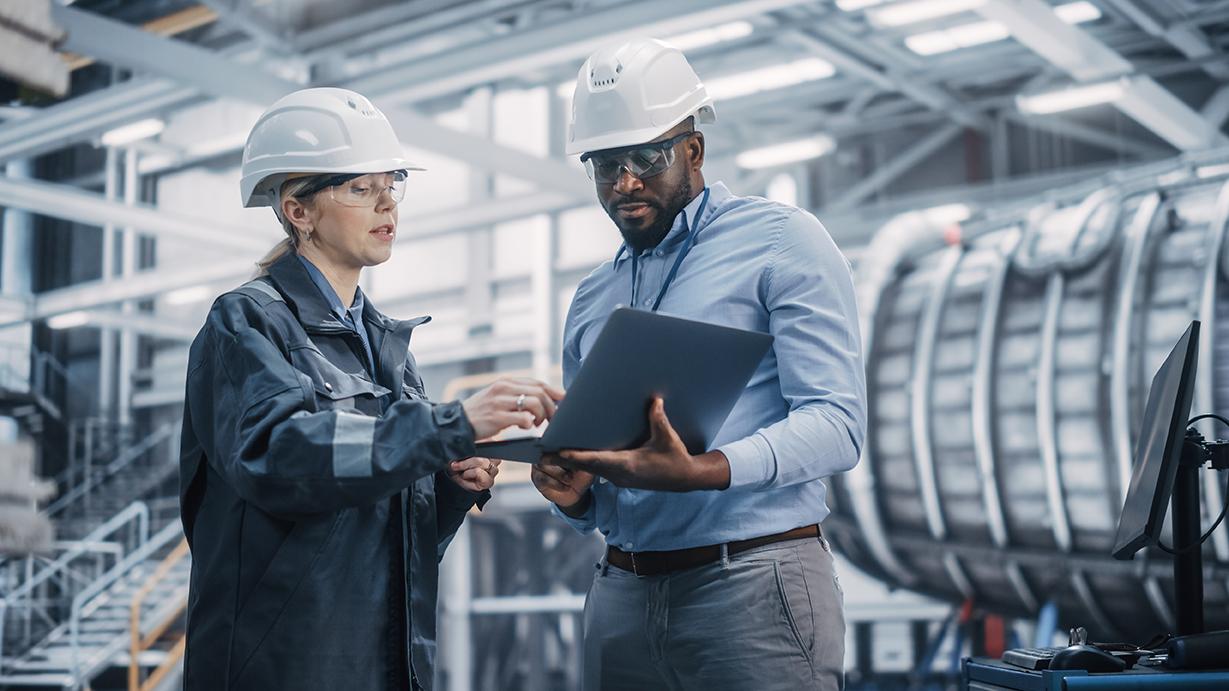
[
  {"xmin": 826, "ymin": 124, "xmax": 964, "ymax": 211},
  {"xmin": 346, "ymin": 0, "xmax": 816, "ymax": 105},
  {"xmin": 0, "ymin": 176, "xmax": 273, "ymax": 254},
  {"xmin": 48, "ymin": 6, "xmax": 592, "ymax": 200},
  {"xmin": 0, "ymin": 77, "xmax": 198, "ymax": 163},
  {"xmin": 1004, "ymin": 112, "xmax": 1170, "ymax": 159},
  {"xmin": 1100, "ymin": 0, "xmax": 1229, "ymax": 81},
  {"xmin": 976, "ymin": 0, "xmax": 1227, "ymax": 151},
  {"xmin": 783, "ymin": 29, "xmax": 992, "ymax": 132},
  {"xmin": 195, "ymin": 0, "xmax": 290, "ymax": 53},
  {"xmin": 22, "ymin": 192, "xmax": 592, "ymax": 321}
]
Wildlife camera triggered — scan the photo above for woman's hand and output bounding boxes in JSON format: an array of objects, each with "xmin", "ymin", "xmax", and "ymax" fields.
[
  {"xmin": 461, "ymin": 378, "xmax": 565, "ymax": 440},
  {"xmin": 448, "ymin": 457, "xmax": 501, "ymax": 492}
]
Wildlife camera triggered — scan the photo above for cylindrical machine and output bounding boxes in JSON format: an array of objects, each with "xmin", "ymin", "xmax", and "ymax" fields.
[{"xmin": 829, "ymin": 170, "xmax": 1229, "ymax": 643}]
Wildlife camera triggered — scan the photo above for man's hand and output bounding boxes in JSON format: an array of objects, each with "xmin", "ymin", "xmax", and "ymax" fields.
[
  {"xmin": 548, "ymin": 397, "xmax": 731, "ymax": 492},
  {"xmin": 448, "ymin": 456, "xmax": 501, "ymax": 492},
  {"xmin": 530, "ymin": 463, "xmax": 596, "ymax": 517}
]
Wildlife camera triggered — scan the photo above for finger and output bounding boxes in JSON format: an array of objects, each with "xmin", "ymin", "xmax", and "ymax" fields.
[
  {"xmin": 533, "ymin": 463, "xmax": 571, "ymax": 482},
  {"xmin": 648, "ymin": 397, "xmax": 682, "ymax": 445},
  {"xmin": 531, "ymin": 466, "xmax": 570, "ymax": 492},
  {"xmin": 558, "ymin": 449, "xmax": 625, "ymax": 463},
  {"xmin": 545, "ymin": 383, "xmax": 566, "ymax": 401},
  {"xmin": 450, "ymin": 457, "xmax": 486, "ymax": 472},
  {"xmin": 507, "ymin": 394, "xmax": 547, "ymax": 424}
]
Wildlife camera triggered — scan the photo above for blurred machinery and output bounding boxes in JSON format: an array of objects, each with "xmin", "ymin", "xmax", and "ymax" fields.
[{"xmin": 829, "ymin": 157, "xmax": 1229, "ymax": 643}]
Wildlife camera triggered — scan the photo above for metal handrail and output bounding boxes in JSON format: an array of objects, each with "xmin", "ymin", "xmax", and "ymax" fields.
[
  {"xmin": 45, "ymin": 423, "xmax": 177, "ymax": 517},
  {"xmin": 0, "ymin": 502, "xmax": 148, "ymax": 667},
  {"xmin": 129, "ymin": 539, "xmax": 189, "ymax": 691},
  {"xmin": 69, "ymin": 521, "xmax": 184, "ymax": 682}
]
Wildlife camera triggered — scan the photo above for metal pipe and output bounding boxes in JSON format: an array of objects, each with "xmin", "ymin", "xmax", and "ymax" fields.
[
  {"xmin": 1195, "ymin": 179, "xmax": 1229, "ymax": 560},
  {"xmin": 971, "ymin": 230, "xmax": 1021, "ymax": 548},
  {"xmin": 910, "ymin": 247, "xmax": 962, "ymax": 541},
  {"xmin": 1036, "ymin": 274, "xmax": 1073, "ymax": 552},
  {"xmin": 1109, "ymin": 192, "xmax": 1164, "ymax": 501}
]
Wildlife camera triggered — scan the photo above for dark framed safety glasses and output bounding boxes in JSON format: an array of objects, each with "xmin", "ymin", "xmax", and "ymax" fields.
[{"xmin": 580, "ymin": 131, "xmax": 695, "ymax": 184}]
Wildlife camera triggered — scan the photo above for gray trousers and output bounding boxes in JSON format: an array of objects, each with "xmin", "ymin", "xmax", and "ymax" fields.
[{"xmin": 581, "ymin": 535, "xmax": 845, "ymax": 691}]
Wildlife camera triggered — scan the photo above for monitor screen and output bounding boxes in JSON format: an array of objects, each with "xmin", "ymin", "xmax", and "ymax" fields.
[{"xmin": 1112, "ymin": 320, "xmax": 1200, "ymax": 560}]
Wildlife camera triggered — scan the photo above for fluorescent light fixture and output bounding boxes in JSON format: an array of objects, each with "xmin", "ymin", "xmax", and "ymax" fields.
[
  {"xmin": 921, "ymin": 203, "xmax": 972, "ymax": 225},
  {"xmin": 1196, "ymin": 163, "xmax": 1229, "ymax": 179},
  {"xmin": 164, "ymin": 285, "xmax": 212, "ymax": 306},
  {"xmin": 47, "ymin": 311, "xmax": 91, "ymax": 330},
  {"xmin": 736, "ymin": 135, "xmax": 836, "ymax": 169},
  {"xmin": 906, "ymin": 2, "xmax": 1100, "ymax": 56},
  {"xmin": 836, "ymin": 0, "xmax": 885, "ymax": 10},
  {"xmin": 1017, "ymin": 79, "xmax": 1126, "ymax": 114},
  {"xmin": 870, "ymin": 0, "xmax": 984, "ymax": 28},
  {"xmin": 1053, "ymin": 0, "xmax": 1101, "ymax": 24},
  {"xmin": 906, "ymin": 20, "xmax": 1006, "ymax": 55},
  {"xmin": 665, "ymin": 21, "xmax": 754, "ymax": 52},
  {"xmin": 707, "ymin": 58, "xmax": 836, "ymax": 101},
  {"xmin": 100, "ymin": 118, "xmax": 165, "ymax": 147}
]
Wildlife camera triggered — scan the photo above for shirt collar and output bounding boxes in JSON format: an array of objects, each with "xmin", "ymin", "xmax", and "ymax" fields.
[
  {"xmin": 297, "ymin": 254, "xmax": 364, "ymax": 324},
  {"xmin": 612, "ymin": 182, "xmax": 729, "ymax": 268}
]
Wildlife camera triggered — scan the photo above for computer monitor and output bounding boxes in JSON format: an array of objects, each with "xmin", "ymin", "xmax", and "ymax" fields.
[{"xmin": 1112, "ymin": 320, "xmax": 1200, "ymax": 560}]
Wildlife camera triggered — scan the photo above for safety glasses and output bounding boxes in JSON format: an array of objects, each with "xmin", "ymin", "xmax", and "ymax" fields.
[
  {"xmin": 297, "ymin": 170, "xmax": 408, "ymax": 207},
  {"xmin": 580, "ymin": 132, "xmax": 695, "ymax": 184}
]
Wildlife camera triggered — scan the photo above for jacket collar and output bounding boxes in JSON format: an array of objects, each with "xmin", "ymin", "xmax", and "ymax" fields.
[
  {"xmin": 265, "ymin": 251, "xmax": 432, "ymax": 389},
  {"xmin": 265, "ymin": 251, "xmax": 430, "ymax": 335}
]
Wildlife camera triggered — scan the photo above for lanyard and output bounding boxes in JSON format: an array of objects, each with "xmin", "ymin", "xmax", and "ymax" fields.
[{"xmin": 630, "ymin": 187, "xmax": 711, "ymax": 312}]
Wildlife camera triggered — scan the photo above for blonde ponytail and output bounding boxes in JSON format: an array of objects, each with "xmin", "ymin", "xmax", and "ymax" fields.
[
  {"xmin": 251, "ymin": 175, "xmax": 321, "ymax": 277},
  {"xmin": 253, "ymin": 238, "xmax": 294, "ymax": 277}
]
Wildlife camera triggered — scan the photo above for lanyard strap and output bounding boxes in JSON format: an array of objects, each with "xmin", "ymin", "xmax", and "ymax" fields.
[{"xmin": 631, "ymin": 187, "xmax": 711, "ymax": 312}]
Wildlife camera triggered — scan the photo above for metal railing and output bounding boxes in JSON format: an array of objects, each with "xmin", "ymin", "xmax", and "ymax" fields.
[
  {"xmin": 46, "ymin": 423, "xmax": 178, "ymax": 519},
  {"xmin": 128, "ymin": 539, "xmax": 189, "ymax": 691},
  {"xmin": 0, "ymin": 502, "xmax": 149, "ymax": 668},
  {"xmin": 68, "ymin": 521, "xmax": 183, "ymax": 682}
]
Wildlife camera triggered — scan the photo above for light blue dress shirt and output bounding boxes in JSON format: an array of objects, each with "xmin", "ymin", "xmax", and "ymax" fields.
[
  {"xmin": 297, "ymin": 254, "xmax": 376, "ymax": 376},
  {"xmin": 553, "ymin": 181, "xmax": 867, "ymax": 551}
]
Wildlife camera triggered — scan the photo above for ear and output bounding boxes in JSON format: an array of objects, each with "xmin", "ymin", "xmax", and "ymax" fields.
[
  {"xmin": 687, "ymin": 131, "xmax": 705, "ymax": 172},
  {"xmin": 281, "ymin": 196, "xmax": 315, "ymax": 236}
]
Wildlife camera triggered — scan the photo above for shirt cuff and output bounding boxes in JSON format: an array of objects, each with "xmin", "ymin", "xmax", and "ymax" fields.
[
  {"xmin": 719, "ymin": 434, "xmax": 775, "ymax": 490},
  {"xmin": 549, "ymin": 491, "xmax": 597, "ymax": 534}
]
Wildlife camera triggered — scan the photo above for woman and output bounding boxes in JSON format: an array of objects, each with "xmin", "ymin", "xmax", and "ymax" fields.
[{"xmin": 179, "ymin": 87, "xmax": 562, "ymax": 691}]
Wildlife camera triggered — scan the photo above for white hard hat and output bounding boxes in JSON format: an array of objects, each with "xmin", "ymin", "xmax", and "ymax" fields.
[
  {"xmin": 566, "ymin": 38, "xmax": 716, "ymax": 156},
  {"xmin": 240, "ymin": 87, "xmax": 423, "ymax": 209}
]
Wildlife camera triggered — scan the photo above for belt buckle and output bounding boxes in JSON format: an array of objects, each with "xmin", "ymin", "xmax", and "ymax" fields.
[{"xmin": 629, "ymin": 550, "xmax": 640, "ymax": 576}]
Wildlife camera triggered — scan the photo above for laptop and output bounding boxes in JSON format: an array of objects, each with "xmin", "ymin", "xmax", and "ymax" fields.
[{"xmin": 477, "ymin": 308, "xmax": 773, "ymax": 463}]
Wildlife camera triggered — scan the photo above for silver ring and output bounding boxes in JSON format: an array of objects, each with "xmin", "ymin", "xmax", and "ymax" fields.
[{"xmin": 516, "ymin": 393, "xmax": 527, "ymax": 411}]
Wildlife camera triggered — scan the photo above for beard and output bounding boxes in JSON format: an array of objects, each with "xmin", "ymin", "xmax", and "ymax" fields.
[{"xmin": 607, "ymin": 176, "xmax": 695, "ymax": 252}]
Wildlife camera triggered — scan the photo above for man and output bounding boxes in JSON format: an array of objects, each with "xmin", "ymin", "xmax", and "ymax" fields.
[{"xmin": 530, "ymin": 38, "xmax": 867, "ymax": 691}]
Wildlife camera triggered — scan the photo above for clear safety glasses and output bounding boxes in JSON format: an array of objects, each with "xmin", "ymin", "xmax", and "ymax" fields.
[
  {"xmin": 298, "ymin": 170, "xmax": 408, "ymax": 207},
  {"xmin": 580, "ymin": 131, "xmax": 695, "ymax": 184}
]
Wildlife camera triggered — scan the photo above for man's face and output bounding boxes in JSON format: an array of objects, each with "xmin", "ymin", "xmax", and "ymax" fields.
[{"xmin": 588, "ymin": 129, "xmax": 698, "ymax": 250}]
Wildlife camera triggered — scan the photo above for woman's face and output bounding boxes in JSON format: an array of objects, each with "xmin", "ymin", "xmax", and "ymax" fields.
[{"xmin": 285, "ymin": 172, "xmax": 402, "ymax": 271}]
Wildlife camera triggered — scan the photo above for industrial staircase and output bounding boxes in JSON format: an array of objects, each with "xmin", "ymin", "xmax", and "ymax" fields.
[
  {"xmin": 0, "ymin": 338, "xmax": 189, "ymax": 690},
  {"xmin": 0, "ymin": 510, "xmax": 189, "ymax": 690}
]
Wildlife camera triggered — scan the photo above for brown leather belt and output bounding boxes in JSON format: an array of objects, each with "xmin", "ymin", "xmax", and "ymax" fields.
[{"xmin": 606, "ymin": 524, "xmax": 821, "ymax": 577}]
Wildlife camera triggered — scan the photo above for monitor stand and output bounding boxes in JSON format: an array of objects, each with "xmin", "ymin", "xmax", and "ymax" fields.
[{"xmin": 1173, "ymin": 429, "xmax": 1229, "ymax": 635}]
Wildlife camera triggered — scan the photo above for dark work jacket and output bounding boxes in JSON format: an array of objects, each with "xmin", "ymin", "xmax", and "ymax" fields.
[{"xmin": 179, "ymin": 251, "xmax": 484, "ymax": 690}]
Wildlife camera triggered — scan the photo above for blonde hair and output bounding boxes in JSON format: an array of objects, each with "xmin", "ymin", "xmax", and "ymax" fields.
[{"xmin": 253, "ymin": 175, "xmax": 321, "ymax": 276}]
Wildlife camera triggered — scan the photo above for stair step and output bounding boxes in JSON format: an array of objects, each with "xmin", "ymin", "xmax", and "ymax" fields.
[{"xmin": 0, "ymin": 672, "xmax": 76, "ymax": 685}]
